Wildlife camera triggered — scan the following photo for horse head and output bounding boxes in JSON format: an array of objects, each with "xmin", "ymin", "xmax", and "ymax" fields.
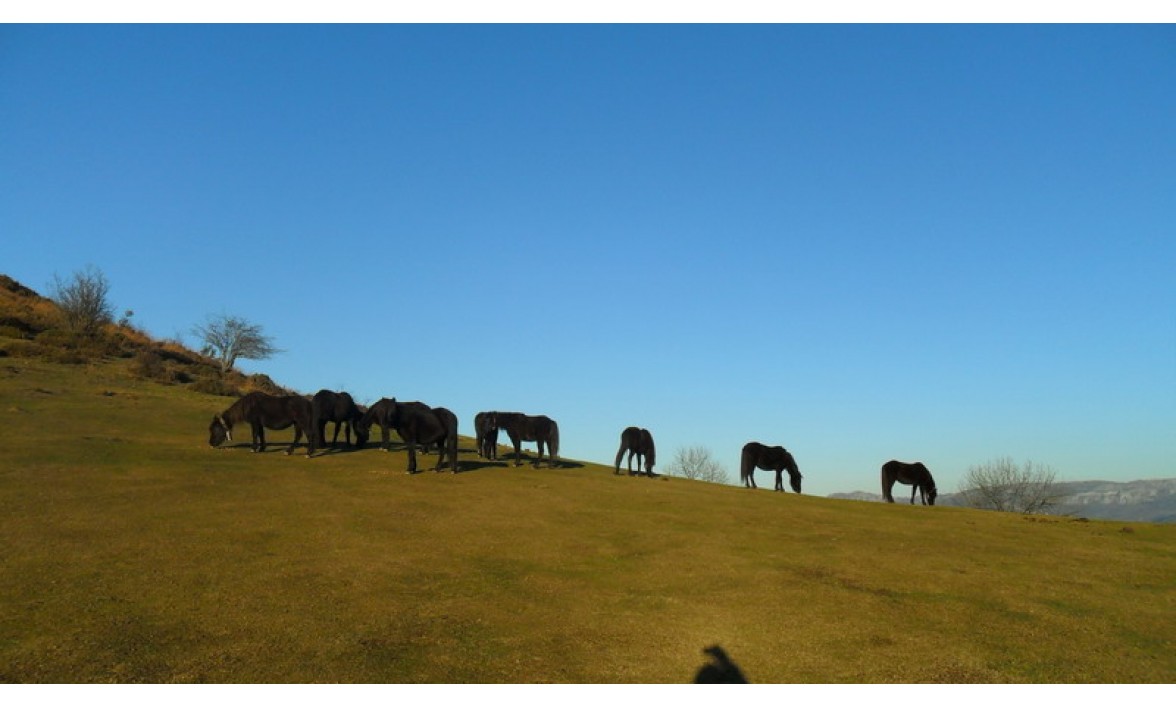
[
  {"xmin": 789, "ymin": 469, "xmax": 803, "ymax": 493},
  {"xmin": 916, "ymin": 462, "xmax": 937, "ymax": 505},
  {"xmin": 208, "ymin": 415, "xmax": 232, "ymax": 447},
  {"xmin": 787, "ymin": 457, "xmax": 803, "ymax": 493},
  {"xmin": 353, "ymin": 419, "xmax": 370, "ymax": 447}
]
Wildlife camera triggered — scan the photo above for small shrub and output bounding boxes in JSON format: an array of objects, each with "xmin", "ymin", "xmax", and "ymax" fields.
[
  {"xmin": 0, "ymin": 325, "xmax": 28, "ymax": 340},
  {"xmin": 130, "ymin": 350, "xmax": 168, "ymax": 381},
  {"xmin": 190, "ymin": 377, "xmax": 240, "ymax": 397},
  {"xmin": 49, "ymin": 265, "xmax": 114, "ymax": 335},
  {"xmin": 0, "ymin": 340, "xmax": 41, "ymax": 359},
  {"xmin": 247, "ymin": 373, "xmax": 289, "ymax": 396}
]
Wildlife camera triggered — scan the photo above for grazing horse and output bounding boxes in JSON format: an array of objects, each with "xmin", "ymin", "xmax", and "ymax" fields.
[
  {"xmin": 208, "ymin": 391, "xmax": 315, "ymax": 456},
  {"xmin": 740, "ymin": 441, "xmax": 802, "ymax": 493},
  {"xmin": 614, "ymin": 426, "xmax": 656, "ymax": 476},
  {"xmin": 360, "ymin": 399, "xmax": 458, "ymax": 473},
  {"xmin": 881, "ymin": 460, "xmax": 938, "ymax": 505},
  {"xmin": 495, "ymin": 412, "xmax": 560, "ymax": 468},
  {"xmin": 475, "ymin": 411, "xmax": 500, "ymax": 459},
  {"xmin": 357, "ymin": 398, "xmax": 405, "ymax": 451},
  {"xmin": 311, "ymin": 389, "xmax": 368, "ymax": 450}
]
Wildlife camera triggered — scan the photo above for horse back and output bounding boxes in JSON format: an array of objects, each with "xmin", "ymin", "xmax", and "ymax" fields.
[
  {"xmin": 882, "ymin": 460, "xmax": 930, "ymax": 485},
  {"xmin": 744, "ymin": 441, "xmax": 796, "ymax": 471},
  {"xmin": 362, "ymin": 398, "xmax": 395, "ymax": 426},
  {"xmin": 313, "ymin": 389, "xmax": 360, "ymax": 421},
  {"xmin": 398, "ymin": 401, "xmax": 449, "ymax": 444},
  {"xmin": 432, "ymin": 406, "xmax": 458, "ymax": 436}
]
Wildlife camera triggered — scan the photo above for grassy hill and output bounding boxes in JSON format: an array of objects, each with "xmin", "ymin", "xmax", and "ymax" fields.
[{"xmin": 1, "ymin": 282, "xmax": 1174, "ymax": 683}]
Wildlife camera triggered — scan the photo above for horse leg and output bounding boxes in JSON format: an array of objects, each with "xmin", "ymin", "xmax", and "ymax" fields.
[
  {"xmin": 405, "ymin": 437, "xmax": 418, "ymax": 474},
  {"xmin": 535, "ymin": 439, "xmax": 546, "ymax": 468},
  {"xmin": 447, "ymin": 433, "xmax": 460, "ymax": 473},
  {"xmin": 510, "ymin": 434, "xmax": 523, "ymax": 467},
  {"xmin": 614, "ymin": 444, "xmax": 626, "ymax": 475},
  {"xmin": 910, "ymin": 485, "xmax": 918, "ymax": 505},
  {"xmin": 287, "ymin": 424, "xmax": 302, "ymax": 456},
  {"xmin": 775, "ymin": 469, "xmax": 784, "ymax": 492},
  {"xmin": 628, "ymin": 450, "xmax": 638, "ymax": 476},
  {"xmin": 443, "ymin": 439, "xmax": 458, "ymax": 473},
  {"xmin": 253, "ymin": 423, "xmax": 265, "ymax": 452}
]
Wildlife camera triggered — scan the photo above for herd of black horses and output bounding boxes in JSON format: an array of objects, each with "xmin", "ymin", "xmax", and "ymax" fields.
[{"xmin": 206, "ymin": 390, "xmax": 939, "ymax": 505}]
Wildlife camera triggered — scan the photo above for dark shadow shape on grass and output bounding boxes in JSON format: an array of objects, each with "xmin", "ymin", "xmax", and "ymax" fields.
[
  {"xmin": 213, "ymin": 442, "xmax": 312, "ymax": 455},
  {"xmin": 694, "ymin": 645, "xmax": 748, "ymax": 683}
]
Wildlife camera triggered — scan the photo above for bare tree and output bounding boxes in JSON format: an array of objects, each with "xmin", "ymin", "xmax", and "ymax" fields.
[
  {"xmin": 957, "ymin": 457, "xmax": 1061, "ymax": 514},
  {"xmin": 193, "ymin": 314, "xmax": 281, "ymax": 374},
  {"xmin": 49, "ymin": 265, "xmax": 114, "ymax": 335},
  {"xmin": 668, "ymin": 446, "xmax": 730, "ymax": 484}
]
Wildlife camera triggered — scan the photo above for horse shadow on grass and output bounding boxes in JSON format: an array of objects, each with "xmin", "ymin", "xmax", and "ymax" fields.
[
  {"xmin": 452, "ymin": 457, "xmax": 586, "ymax": 474},
  {"xmin": 693, "ymin": 645, "xmax": 749, "ymax": 683},
  {"xmin": 213, "ymin": 441, "xmax": 314, "ymax": 455}
]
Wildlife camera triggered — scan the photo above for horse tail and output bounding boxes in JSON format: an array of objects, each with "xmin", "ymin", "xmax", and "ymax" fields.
[
  {"xmin": 549, "ymin": 420, "xmax": 560, "ymax": 466},
  {"xmin": 880, "ymin": 461, "xmax": 895, "ymax": 502},
  {"xmin": 740, "ymin": 444, "xmax": 753, "ymax": 486}
]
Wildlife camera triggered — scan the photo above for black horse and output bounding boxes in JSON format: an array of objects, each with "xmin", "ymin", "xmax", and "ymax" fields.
[
  {"xmin": 614, "ymin": 426, "xmax": 656, "ymax": 476},
  {"xmin": 475, "ymin": 411, "xmax": 500, "ymax": 460},
  {"xmin": 740, "ymin": 441, "xmax": 802, "ymax": 493},
  {"xmin": 881, "ymin": 460, "xmax": 938, "ymax": 505},
  {"xmin": 495, "ymin": 412, "xmax": 560, "ymax": 468},
  {"xmin": 311, "ymin": 389, "xmax": 368, "ymax": 450},
  {"xmin": 357, "ymin": 398, "xmax": 403, "ymax": 451},
  {"xmin": 208, "ymin": 391, "xmax": 315, "ymax": 456},
  {"xmin": 357, "ymin": 399, "xmax": 458, "ymax": 473}
]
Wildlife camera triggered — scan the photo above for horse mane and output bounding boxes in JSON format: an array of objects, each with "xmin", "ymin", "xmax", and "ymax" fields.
[
  {"xmin": 358, "ymin": 398, "xmax": 394, "ymax": 427},
  {"xmin": 219, "ymin": 391, "xmax": 266, "ymax": 426}
]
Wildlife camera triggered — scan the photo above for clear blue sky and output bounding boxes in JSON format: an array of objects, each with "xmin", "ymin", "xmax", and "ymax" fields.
[{"xmin": 2, "ymin": 24, "xmax": 1173, "ymax": 495}]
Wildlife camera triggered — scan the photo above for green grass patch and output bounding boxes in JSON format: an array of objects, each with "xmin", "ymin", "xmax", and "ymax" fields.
[{"xmin": 1, "ymin": 358, "xmax": 1174, "ymax": 682}]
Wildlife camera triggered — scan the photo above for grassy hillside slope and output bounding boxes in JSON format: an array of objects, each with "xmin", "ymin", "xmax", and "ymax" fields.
[{"xmin": 1, "ymin": 356, "xmax": 1174, "ymax": 683}]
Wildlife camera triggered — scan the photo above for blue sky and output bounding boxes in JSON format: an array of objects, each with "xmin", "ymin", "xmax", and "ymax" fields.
[{"xmin": 2, "ymin": 24, "xmax": 1173, "ymax": 495}]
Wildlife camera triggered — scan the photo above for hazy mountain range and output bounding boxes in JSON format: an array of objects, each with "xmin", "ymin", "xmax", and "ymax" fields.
[{"xmin": 829, "ymin": 478, "xmax": 1176, "ymax": 523}]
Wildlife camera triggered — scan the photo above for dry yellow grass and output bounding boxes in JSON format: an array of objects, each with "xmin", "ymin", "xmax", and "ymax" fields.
[{"xmin": 1, "ymin": 357, "xmax": 1173, "ymax": 683}]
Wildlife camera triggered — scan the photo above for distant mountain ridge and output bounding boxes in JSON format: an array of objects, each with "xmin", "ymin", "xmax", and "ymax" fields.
[{"xmin": 830, "ymin": 478, "xmax": 1176, "ymax": 523}]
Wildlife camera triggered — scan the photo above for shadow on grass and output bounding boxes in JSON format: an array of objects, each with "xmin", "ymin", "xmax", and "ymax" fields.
[
  {"xmin": 694, "ymin": 645, "xmax": 749, "ymax": 683},
  {"xmin": 210, "ymin": 443, "xmax": 586, "ymax": 470}
]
